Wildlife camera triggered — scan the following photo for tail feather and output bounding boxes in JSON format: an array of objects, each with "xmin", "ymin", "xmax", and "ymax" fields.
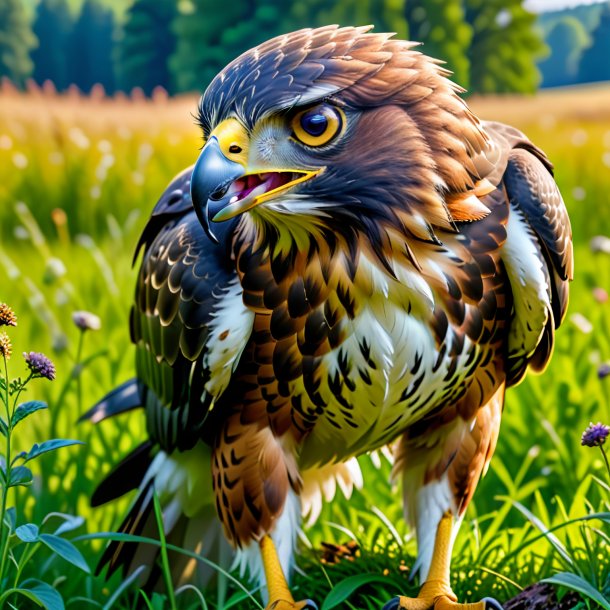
[
  {"xmin": 91, "ymin": 441, "xmax": 154, "ymax": 507},
  {"xmin": 79, "ymin": 378, "xmax": 142, "ymax": 424},
  {"xmin": 97, "ymin": 480, "xmax": 156, "ymax": 579},
  {"xmin": 95, "ymin": 445, "xmax": 232, "ymax": 594}
]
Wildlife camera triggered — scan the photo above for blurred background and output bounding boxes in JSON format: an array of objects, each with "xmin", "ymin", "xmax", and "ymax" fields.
[
  {"xmin": 2, "ymin": 0, "xmax": 610, "ymax": 96},
  {"xmin": 1, "ymin": 1, "xmax": 610, "ymax": 608}
]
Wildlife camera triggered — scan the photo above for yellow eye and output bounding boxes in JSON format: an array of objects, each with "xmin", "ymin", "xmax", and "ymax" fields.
[{"xmin": 291, "ymin": 104, "xmax": 344, "ymax": 147}]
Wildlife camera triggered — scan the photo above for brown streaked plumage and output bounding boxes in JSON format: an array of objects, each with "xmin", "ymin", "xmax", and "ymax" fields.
[{"xmin": 85, "ymin": 25, "xmax": 572, "ymax": 610}]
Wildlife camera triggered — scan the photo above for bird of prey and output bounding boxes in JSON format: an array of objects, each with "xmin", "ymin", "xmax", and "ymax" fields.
[{"xmin": 84, "ymin": 25, "xmax": 573, "ymax": 610}]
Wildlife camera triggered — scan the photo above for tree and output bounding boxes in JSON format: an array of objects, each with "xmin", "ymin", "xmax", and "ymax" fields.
[
  {"xmin": 538, "ymin": 17, "xmax": 589, "ymax": 88},
  {"xmin": 0, "ymin": 0, "xmax": 36, "ymax": 87},
  {"xmin": 116, "ymin": 0, "xmax": 177, "ymax": 95},
  {"xmin": 170, "ymin": 0, "xmax": 290, "ymax": 93},
  {"xmin": 579, "ymin": 3, "xmax": 610, "ymax": 84},
  {"xmin": 405, "ymin": 0, "xmax": 472, "ymax": 89},
  {"xmin": 464, "ymin": 0, "xmax": 546, "ymax": 94},
  {"xmin": 67, "ymin": 0, "xmax": 115, "ymax": 93},
  {"xmin": 31, "ymin": 0, "xmax": 73, "ymax": 90},
  {"xmin": 286, "ymin": 0, "xmax": 408, "ymax": 40}
]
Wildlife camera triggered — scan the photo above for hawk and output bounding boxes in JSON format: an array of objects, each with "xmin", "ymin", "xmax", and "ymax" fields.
[{"xmin": 84, "ymin": 25, "xmax": 573, "ymax": 610}]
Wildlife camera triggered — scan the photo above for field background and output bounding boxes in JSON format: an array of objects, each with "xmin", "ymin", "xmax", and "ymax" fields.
[{"xmin": 0, "ymin": 81, "xmax": 610, "ymax": 609}]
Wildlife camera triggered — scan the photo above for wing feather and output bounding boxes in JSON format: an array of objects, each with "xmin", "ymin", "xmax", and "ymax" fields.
[
  {"xmin": 486, "ymin": 123, "xmax": 573, "ymax": 383},
  {"xmin": 129, "ymin": 172, "xmax": 254, "ymax": 452}
]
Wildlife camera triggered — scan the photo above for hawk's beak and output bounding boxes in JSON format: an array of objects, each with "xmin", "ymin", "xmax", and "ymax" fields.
[
  {"xmin": 190, "ymin": 137, "xmax": 245, "ymax": 243},
  {"xmin": 191, "ymin": 119, "xmax": 321, "ymax": 243}
]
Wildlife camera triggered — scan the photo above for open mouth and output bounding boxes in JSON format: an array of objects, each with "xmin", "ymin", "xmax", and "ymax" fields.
[{"xmin": 211, "ymin": 169, "xmax": 321, "ymax": 222}]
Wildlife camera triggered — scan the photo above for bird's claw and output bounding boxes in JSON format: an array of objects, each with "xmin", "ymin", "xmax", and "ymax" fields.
[{"xmin": 382, "ymin": 595, "xmax": 504, "ymax": 610}]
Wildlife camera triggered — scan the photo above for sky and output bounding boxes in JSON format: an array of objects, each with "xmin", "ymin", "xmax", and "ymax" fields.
[{"xmin": 524, "ymin": 0, "xmax": 607, "ymax": 12}]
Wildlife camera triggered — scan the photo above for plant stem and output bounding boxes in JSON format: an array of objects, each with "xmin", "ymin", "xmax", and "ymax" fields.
[
  {"xmin": 75, "ymin": 330, "xmax": 85, "ymax": 415},
  {"xmin": 599, "ymin": 445, "xmax": 610, "ymax": 485},
  {"xmin": 0, "ymin": 355, "xmax": 12, "ymax": 585}
]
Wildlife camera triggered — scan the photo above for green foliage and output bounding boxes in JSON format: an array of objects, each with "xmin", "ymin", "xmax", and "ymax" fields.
[
  {"xmin": 0, "ymin": 310, "xmax": 88, "ymax": 609},
  {"xmin": 67, "ymin": 0, "xmax": 116, "ymax": 94},
  {"xmin": 0, "ymin": 0, "xmax": 36, "ymax": 88},
  {"xmin": 116, "ymin": 0, "xmax": 177, "ymax": 95},
  {"xmin": 31, "ymin": 0, "xmax": 73, "ymax": 91},
  {"xmin": 405, "ymin": 0, "xmax": 472, "ymax": 89},
  {"xmin": 1, "ymin": 91, "xmax": 610, "ymax": 607},
  {"xmin": 170, "ymin": 0, "xmax": 289, "ymax": 93},
  {"xmin": 464, "ymin": 0, "xmax": 545, "ymax": 94},
  {"xmin": 538, "ymin": 17, "xmax": 590, "ymax": 88},
  {"xmin": 579, "ymin": 4, "xmax": 610, "ymax": 85}
]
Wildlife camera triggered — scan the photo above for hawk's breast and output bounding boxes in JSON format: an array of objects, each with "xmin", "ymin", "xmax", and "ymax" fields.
[{"xmin": 297, "ymin": 256, "xmax": 481, "ymax": 467}]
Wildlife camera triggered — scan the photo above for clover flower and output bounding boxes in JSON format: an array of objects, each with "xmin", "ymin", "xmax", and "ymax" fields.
[
  {"xmin": 0, "ymin": 304, "xmax": 17, "ymax": 327},
  {"xmin": 599, "ymin": 363, "xmax": 610, "ymax": 380},
  {"xmin": 581, "ymin": 422, "xmax": 610, "ymax": 448},
  {"xmin": 72, "ymin": 311, "xmax": 101, "ymax": 332},
  {"xmin": 23, "ymin": 352, "xmax": 56, "ymax": 381},
  {"xmin": 0, "ymin": 333, "xmax": 12, "ymax": 360}
]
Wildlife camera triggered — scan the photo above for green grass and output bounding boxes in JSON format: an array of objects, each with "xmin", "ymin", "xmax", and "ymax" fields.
[{"xmin": 0, "ymin": 87, "xmax": 609, "ymax": 609}]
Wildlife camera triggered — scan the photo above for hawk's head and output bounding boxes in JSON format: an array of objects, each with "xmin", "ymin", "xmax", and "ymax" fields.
[{"xmin": 191, "ymin": 25, "xmax": 490, "ymax": 258}]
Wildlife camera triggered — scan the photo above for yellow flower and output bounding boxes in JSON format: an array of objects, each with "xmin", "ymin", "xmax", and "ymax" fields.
[
  {"xmin": 0, "ymin": 303, "xmax": 17, "ymax": 327},
  {"xmin": 0, "ymin": 332, "xmax": 12, "ymax": 360}
]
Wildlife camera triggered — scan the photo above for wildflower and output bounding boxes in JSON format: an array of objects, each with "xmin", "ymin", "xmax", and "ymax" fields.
[
  {"xmin": 72, "ymin": 311, "xmax": 101, "ymax": 332},
  {"xmin": 581, "ymin": 422, "xmax": 610, "ymax": 448},
  {"xmin": 593, "ymin": 287, "xmax": 609, "ymax": 303},
  {"xmin": 599, "ymin": 363, "xmax": 610, "ymax": 380},
  {"xmin": 0, "ymin": 333, "xmax": 12, "ymax": 360},
  {"xmin": 590, "ymin": 235, "xmax": 610, "ymax": 254},
  {"xmin": 570, "ymin": 313, "xmax": 593, "ymax": 334},
  {"xmin": 0, "ymin": 303, "xmax": 17, "ymax": 327},
  {"xmin": 23, "ymin": 352, "xmax": 56, "ymax": 381}
]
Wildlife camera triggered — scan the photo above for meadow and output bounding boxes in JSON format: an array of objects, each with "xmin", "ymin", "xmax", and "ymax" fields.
[{"xmin": 0, "ymin": 79, "xmax": 609, "ymax": 609}]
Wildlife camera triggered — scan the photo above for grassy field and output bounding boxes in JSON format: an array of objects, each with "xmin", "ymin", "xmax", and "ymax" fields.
[{"xmin": 0, "ymin": 79, "xmax": 609, "ymax": 609}]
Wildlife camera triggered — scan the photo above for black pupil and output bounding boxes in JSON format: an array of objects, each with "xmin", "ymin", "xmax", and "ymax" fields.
[{"xmin": 301, "ymin": 112, "xmax": 328, "ymax": 137}]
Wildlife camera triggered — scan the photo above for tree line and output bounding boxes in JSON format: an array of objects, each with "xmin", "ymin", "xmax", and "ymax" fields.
[
  {"xmin": 0, "ymin": 0, "xmax": 604, "ymax": 97},
  {"xmin": 538, "ymin": 2, "xmax": 610, "ymax": 88}
]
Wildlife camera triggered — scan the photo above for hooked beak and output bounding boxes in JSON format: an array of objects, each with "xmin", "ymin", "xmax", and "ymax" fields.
[{"xmin": 190, "ymin": 136, "xmax": 321, "ymax": 243}]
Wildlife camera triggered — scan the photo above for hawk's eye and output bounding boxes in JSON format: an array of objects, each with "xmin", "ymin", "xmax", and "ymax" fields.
[{"xmin": 291, "ymin": 105, "xmax": 344, "ymax": 147}]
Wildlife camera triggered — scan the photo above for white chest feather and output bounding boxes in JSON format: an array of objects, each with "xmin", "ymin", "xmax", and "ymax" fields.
[
  {"xmin": 203, "ymin": 278, "xmax": 254, "ymax": 399},
  {"xmin": 300, "ymin": 257, "xmax": 478, "ymax": 467}
]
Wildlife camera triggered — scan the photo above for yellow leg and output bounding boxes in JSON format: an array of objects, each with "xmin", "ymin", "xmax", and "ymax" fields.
[
  {"xmin": 383, "ymin": 513, "xmax": 504, "ymax": 610},
  {"xmin": 259, "ymin": 535, "xmax": 317, "ymax": 610}
]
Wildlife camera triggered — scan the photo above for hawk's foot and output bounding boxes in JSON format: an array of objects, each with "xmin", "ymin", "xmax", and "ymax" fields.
[
  {"xmin": 260, "ymin": 535, "xmax": 318, "ymax": 610},
  {"xmin": 267, "ymin": 600, "xmax": 318, "ymax": 610},
  {"xmin": 382, "ymin": 591, "xmax": 503, "ymax": 610}
]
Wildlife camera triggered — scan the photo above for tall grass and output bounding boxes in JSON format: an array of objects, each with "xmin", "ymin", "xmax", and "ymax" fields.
[{"xmin": 0, "ymin": 81, "xmax": 609, "ymax": 608}]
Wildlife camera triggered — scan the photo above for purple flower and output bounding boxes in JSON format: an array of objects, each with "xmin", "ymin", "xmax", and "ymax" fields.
[
  {"xmin": 599, "ymin": 363, "xmax": 610, "ymax": 380},
  {"xmin": 581, "ymin": 422, "xmax": 610, "ymax": 448},
  {"xmin": 23, "ymin": 352, "xmax": 56, "ymax": 381},
  {"xmin": 0, "ymin": 303, "xmax": 17, "ymax": 327},
  {"xmin": 72, "ymin": 311, "xmax": 101, "ymax": 332}
]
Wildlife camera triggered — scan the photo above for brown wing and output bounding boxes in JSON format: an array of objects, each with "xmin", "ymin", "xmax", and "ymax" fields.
[{"xmin": 483, "ymin": 122, "xmax": 573, "ymax": 383}]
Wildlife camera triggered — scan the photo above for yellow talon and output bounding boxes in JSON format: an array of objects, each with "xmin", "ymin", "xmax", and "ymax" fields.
[
  {"xmin": 260, "ymin": 535, "xmax": 318, "ymax": 610},
  {"xmin": 383, "ymin": 513, "xmax": 504, "ymax": 610}
]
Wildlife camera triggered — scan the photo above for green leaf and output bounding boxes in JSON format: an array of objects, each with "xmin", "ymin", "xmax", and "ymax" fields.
[
  {"xmin": 8, "ymin": 466, "xmax": 33, "ymax": 487},
  {"xmin": 24, "ymin": 439, "xmax": 84, "ymax": 463},
  {"xmin": 101, "ymin": 565, "xmax": 146, "ymax": 610},
  {"xmin": 42, "ymin": 512, "xmax": 85, "ymax": 536},
  {"xmin": 542, "ymin": 573, "xmax": 610, "ymax": 610},
  {"xmin": 15, "ymin": 580, "xmax": 65, "ymax": 610},
  {"xmin": 3, "ymin": 507, "xmax": 16, "ymax": 533},
  {"xmin": 0, "ymin": 417, "xmax": 7, "ymax": 436},
  {"xmin": 321, "ymin": 574, "xmax": 401, "ymax": 610},
  {"xmin": 39, "ymin": 534, "xmax": 90, "ymax": 573},
  {"xmin": 11, "ymin": 400, "xmax": 47, "ymax": 427},
  {"xmin": 15, "ymin": 523, "xmax": 40, "ymax": 542}
]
